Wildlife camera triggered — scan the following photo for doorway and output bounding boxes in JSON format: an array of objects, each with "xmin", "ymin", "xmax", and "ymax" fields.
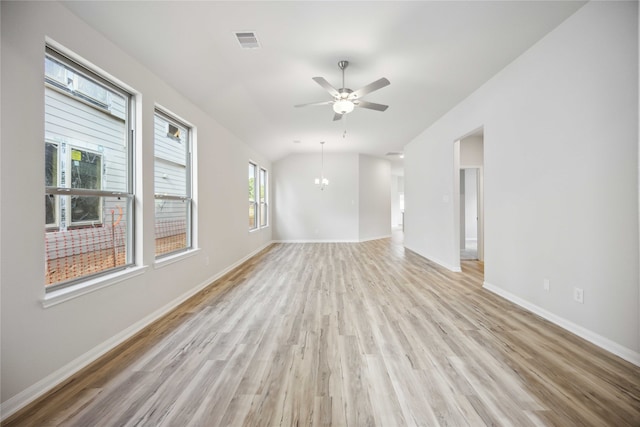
[{"xmin": 454, "ymin": 129, "xmax": 484, "ymax": 266}]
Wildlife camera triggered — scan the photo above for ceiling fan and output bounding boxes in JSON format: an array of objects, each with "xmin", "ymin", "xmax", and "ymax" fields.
[{"xmin": 295, "ymin": 60, "xmax": 390, "ymax": 121}]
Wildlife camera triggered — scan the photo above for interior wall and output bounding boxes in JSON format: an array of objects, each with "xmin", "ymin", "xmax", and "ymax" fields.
[
  {"xmin": 1, "ymin": 1, "xmax": 272, "ymax": 409},
  {"xmin": 359, "ymin": 154, "xmax": 392, "ymax": 241},
  {"xmin": 405, "ymin": 1, "xmax": 639, "ymax": 360},
  {"xmin": 464, "ymin": 170, "xmax": 478, "ymax": 241},
  {"xmin": 273, "ymin": 152, "xmax": 359, "ymax": 241},
  {"xmin": 391, "ymin": 175, "xmax": 401, "ymax": 227},
  {"xmin": 273, "ymin": 153, "xmax": 391, "ymax": 242}
]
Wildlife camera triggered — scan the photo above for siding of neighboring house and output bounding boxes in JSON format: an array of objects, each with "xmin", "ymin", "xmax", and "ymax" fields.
[
  {"xmin": 44, "ymin": 84, "xmax": 128, "ymax": 262},
  {"xmin": 154, "ymin": 114, "xmax": 189, "ymax": 240}
]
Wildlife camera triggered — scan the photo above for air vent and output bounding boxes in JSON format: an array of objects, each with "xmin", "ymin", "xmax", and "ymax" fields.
[
  {"xmin": 385, "ymin": 152, "xmax": 403, "ymax": 156},
  {"xmin": 234, "ymin": 31, "xmax": 260, "ymax": 49}
]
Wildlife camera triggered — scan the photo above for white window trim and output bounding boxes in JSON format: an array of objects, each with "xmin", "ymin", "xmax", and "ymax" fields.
[
  {"xmin": 249, "ymin": 161, "xmax": 258, "ymax": 231},
  {"xmin": 42, "ymin": 265, "xmax": 147, "ymax": 308},
  {"xmin": 45, "ymin": 141, "xmax": 60, "ymax": 229},
  {"xmin": 249, "ymin": 161, "xmax": 270, "ymax": 232},
  {"xmin": 259, "ymin": 166, "xmax": 269, "ymax": 229},
  {"xmin": 45, "ymin": 45, "xmax": 136, "ymax": 292},
  {"xmin": 153, "ymin": 247, "xmax": 201, "ymax": 269}
]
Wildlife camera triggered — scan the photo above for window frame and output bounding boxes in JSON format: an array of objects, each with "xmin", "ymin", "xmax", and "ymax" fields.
[
  {"xmin": 153, "ymin": 108, "xmax": 193, "ymax": 259},
  {"xmin": 249, "ymin": 161, "xmax": 258, "ymax": 231},
  {"xmin": 259, "ymin": 166, "xmax": 268, "ymax": 228},
  {"xmin": 45, "ymin": 141, "xmax": 60, "ymax": 229},
  {"xmin": 44, "ymin": 45, "xmax": 135, "ymax": 292}
]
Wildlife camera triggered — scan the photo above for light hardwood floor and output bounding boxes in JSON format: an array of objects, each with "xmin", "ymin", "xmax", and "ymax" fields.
[{"xmin": 4, "ymin": 233, "xmax": 640, "ymax": 426}]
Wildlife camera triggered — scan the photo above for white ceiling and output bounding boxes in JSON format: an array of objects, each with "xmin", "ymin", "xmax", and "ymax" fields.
[{"xmin": 61, "ymin": 1, "xmax": 585, "ymax": 164}]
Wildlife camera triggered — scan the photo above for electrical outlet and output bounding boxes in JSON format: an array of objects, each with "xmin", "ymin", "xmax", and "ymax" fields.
[
  {"xmin": 543, "ymin": 279, "xmax": 550, "ymax": 292},
  {"xmin": 573, "ymin": 287, "xmax": 584, "ymax": 304},
  {"xmin": 204, "ymin": 256, "xmax": 210, "ymax": 266}
]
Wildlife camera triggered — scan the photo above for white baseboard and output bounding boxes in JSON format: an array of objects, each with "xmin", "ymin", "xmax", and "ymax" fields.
[
  {"xmin": 483, "ymin": 281, "xmax": 640, "ymax": 367},
  {"xmin": 359, "ymin": 234, "xmax": 392, "ymax": 242},
  {"xmin": 403, "ymin": 244, "xmax": 462, "ymax": 272},
  {"xmin": 272, "ymin": 236, "xmax": 391, "ymax": 244},
  {"xmin": 0, "ymin": 241, "xmax": 274, "ymax": 422},
  {"xmin": 272, "ymin": 239, "xmax": 359, "ymax": 243}
]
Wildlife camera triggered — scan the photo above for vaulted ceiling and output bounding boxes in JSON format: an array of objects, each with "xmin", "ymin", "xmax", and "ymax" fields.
[{"xmin": 62, "ymin": 1, "xmax": 585, "ymax": 163}]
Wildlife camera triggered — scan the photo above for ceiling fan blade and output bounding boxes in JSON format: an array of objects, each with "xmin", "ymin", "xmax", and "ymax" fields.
[
  {"xmin": 355, "ymin": 100, "xmax": 388, "ymax": 112},
  {"xmin": 312, "ymin": 77, "xmax": 340, "ymax": 97},
  {"xmin": 333, "ymin": 112, "xmax": 343, "ymax": 121},
  {"xmin": 350, "ymin": 78, "xmax": 390, "ymax": 99},
  {"xmin": 294, "ymin": 100, "xmax": 334, "ymax": 108}
]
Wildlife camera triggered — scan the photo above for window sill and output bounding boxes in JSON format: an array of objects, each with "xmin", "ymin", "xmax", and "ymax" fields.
[
  {"xmin": 153, "ymin": 248, "xmax": 200, "ymax": 269},
  {"xmin": 42, "ymin": 265, "xmax": 148, "ymax": 308},
  {"xmin": 249, "ymin": 225, "xmax": 269, "ymax": 233}
]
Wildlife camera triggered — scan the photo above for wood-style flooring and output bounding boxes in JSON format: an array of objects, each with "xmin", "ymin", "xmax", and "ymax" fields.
[{"xmin": 4, "ymin": 233, "xmax": 640, "ymax": 426}]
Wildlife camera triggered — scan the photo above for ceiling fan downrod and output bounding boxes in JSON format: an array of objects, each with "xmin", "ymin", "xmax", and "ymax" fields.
[{"xmin": 338, "ymin": 60, "xmax": 349, "ymax": 92}]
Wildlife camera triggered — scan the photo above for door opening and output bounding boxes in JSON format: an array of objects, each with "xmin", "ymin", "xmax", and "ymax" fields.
[{"xmin": 454, "ymin": 129, "xmax": 484, "ymax": 269}]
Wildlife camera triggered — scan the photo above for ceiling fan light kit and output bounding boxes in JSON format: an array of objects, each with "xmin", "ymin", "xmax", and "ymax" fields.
[
  {"xmin": 333, "ymin": 99, "xmax": 355, "ymax": 114},
  {"xmin": 296, "ymin": 60, "xmax": 390, "ymax": 120}
]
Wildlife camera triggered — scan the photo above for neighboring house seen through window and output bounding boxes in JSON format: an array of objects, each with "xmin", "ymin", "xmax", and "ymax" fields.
[{"xmin": 154, "ymin": 110, "xmax": 193, "ymax": 258}]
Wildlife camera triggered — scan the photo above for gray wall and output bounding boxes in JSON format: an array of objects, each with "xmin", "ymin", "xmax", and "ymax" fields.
[
  {"xmin": 273, "ymin": 152, "xmax": 391, "ymax": 242},
  {"xmin": 405, "ymin": 1, "xmax": 639, "ymax": 362}
]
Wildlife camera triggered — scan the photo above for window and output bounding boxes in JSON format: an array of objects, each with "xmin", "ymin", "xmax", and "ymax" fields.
[
  {"xmin": 44, "ymin": 46, "xmax": 134, "ymax": 290},
  {"xmin": 167, "ymin": 123, "xmax": 181, "ymax": 140},
  {"xmin": 248, "ymin": 162, "xmax": 268, "ymax": 230},
  {"xmin": 248, "ymin": 162, "xmax": 257, "ymax": 230},
  {"xmin": 259, "ymin": 167, "xmax": 268, "ymax": 227},
  {"xmin": 154, "ymin": 110, "xmax": 192, "ymax": 258}
]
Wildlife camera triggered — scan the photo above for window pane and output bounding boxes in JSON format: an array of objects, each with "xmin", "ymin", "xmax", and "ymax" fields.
[
  {"xmin": 259, "ymin": 167, "xmax": 267, "ymax": 228},
  {"xmin": 154, "ymin": 111, "xmax": 191, "ymax": 258},
  {"xmin": 76, "ymin": 74, "xmax": 109, "ymax": 106},
  {"xmin": 260, "ymin": 203, "xmax": 267, "ymax": 227},
  {"xmin": 45, "ymin": 142, "xmax": 58, "ymax": 186},
  {"xmin": 154, "ymin": 114, "xmax": 187, "ymax": 197},
  {"xmin": 45, "ymin": 195, "xmax": 57, "ymax": 226},
  {"xmin": 69, "ymin": 149, "xmax": 103, "ymax": 225},
  {"xmin": 155, "ymin": 199, "xmax": 188, "ymax": 257},
  {"xmin": 44, "ymin": 57, "xmax": 128, "ymax": 193},
  {"xmin": 45, "ymin": 143, "xmax": 58, "ymax": 226},
  {"xmin": 249, "ymin": 162, "xmax": 257, "ymax": 230},
  {"xmin": 70, "ymin": 149, "xmax": 101, "ymax": 190},
  {"xmin": 44, "ymin": 57, "xmax": 66, "ymax": 85},
  {"xmin": 248, "ymin": 164, "xmax": 256, "ymax": 202},
  {"xmin": 259, "ymin": 168, "xmax": 266, "ymax": 203},
  {"xmin": 249, "ymin": 202, "xmax": 256, "ymax": 229},
  {"xmin": 45, "ymin": 195, "xmax": 131, "ymax": 287}
]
